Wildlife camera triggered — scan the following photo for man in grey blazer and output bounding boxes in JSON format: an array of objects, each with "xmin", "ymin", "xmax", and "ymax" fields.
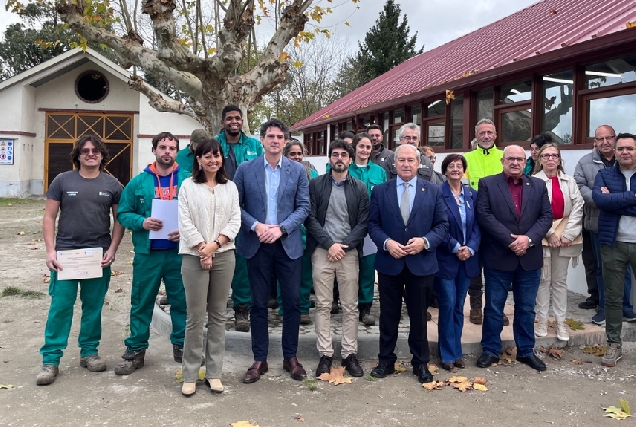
[{"xmin": 233, "ymin": 118, "xmax": 311, "ymax": 383}]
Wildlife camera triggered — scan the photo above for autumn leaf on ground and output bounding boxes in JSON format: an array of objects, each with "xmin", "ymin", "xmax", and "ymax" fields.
[
  {"xmin": 0, "ymin": 384, "xmax": 14, "ymax": 389},
  {"xmin": 473, "ymin": 377, "xmax": 488, "ymax": 385},
  {"xmin": 565, "ymin": 318, "xmax": 584, "ymax": 331},
  {"xmin": 583, "ymin": 344, "xmax": 606, "ymax": 356},
  {"xmin": 231, "ymin": 422, "xmax": 261, "ymax": 427},
  {"xmin": 111, "ymin": 270, "xmax": 124, "ymax": 276},
  {"xmin": 446, "ymin": 376, "xmax": 472, "ymax": 391},
  {"xmin": 294, "ymin": 415, "xmax": 305, "ymax": 422},
  {"xmin": 619, "ymin": 398, "xmax": 631, "ymax": 415},
  {"xmin": 394, "ymin": 362, "xmax": 407, "ymax": 373},
  {"xmin": 500, "ymin": 346, "xmax": 517, "ymax": 364},
  {"xmin": 540, "ymin": 344, "xmax": 564, "ymax": 360},
  {"xmin": 427, "ymin": 364, "xmax": 439, "ymax": 375},
  {"xmin": 114, "ymin": 288, "xmax": 124, "ymax": 293},
  {"xmin": 43, "ymin": 274, "xmax": 50, "ymax": 283},
  {"xmin": 422, "ymin": 380, "xmax": 444, "ymax": 390},
  {"xmin": 17, "ymin": 231, "xmax": 25, "ymax": 236},
  {"xmin": 604, "ymin": 398, "xmax": 631, "ymax": 420},
  {"xmin": 318, "ymin": 366, "xmax": 352, "ymax": 385},
  {"xmin": 571, "ymin": 359, "xmax": 583, "ymax": 365},
  {"xmin": 175, "ymin": 368, "xmax": 206, "ymax": 383},
  {"xmin": 474, "ymin": 383, "xmax": 488, "ymax": 391}
]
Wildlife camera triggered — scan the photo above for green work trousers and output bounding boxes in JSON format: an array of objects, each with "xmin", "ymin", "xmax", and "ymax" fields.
[
  {"xmin": 277, "ymin": 248, "xmax": 313, "ymax": 314},
  {"xmin": 358, "ymin": 253, "xmax": 376, "ymax": 305},
  {"xmin": 231, "ymin": 252, "xmax": 251, "ymax": 309},
  {"xmin": 124, "ymin": 249, "xmax": 186, "ymax": 351},
  {"xmin": 601, "ymin": 242, "xmax": 636, "ymax": 345},
  {"xmin": 40, "ymin": 267, "xmax": 111, "ymax": 366}
]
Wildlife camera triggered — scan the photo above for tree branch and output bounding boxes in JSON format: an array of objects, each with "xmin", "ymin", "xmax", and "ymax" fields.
[{"xmin": 129, "ymin": 75, "xmax": 198, "ymax": 120}]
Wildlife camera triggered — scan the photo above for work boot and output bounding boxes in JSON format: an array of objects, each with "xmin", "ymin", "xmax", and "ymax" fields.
[
  {"xmin": 114, "ymin": 349, "xmax": 145, "ymax": 375},
  {"xmin": 469, "ymin": 308, "xmax": 482, "ymax": 325},
  {"xmin": 80, "ymin": 354, "xmax": 107, "ymax": 372},
  {"xmin": 300, "ymin": 313, "xmax": 312, "ymax": 325},
  {"xmin": 234, "ymin": 304, "xmax": 250, "ymax": 332},
  {"xmin": 359, "ymin": 305, "xmax": 375, "ymax": 326},
  {"xmin": 173, "ymin": 345, "xmax": 183, "ymax": 363},
  {"xmin": 36, "ymin": 365, "xmax": 59, "ymax": 386},
  {"xmin": 267, "ymin": 298, "xmax": 279, "ymax": 309}
]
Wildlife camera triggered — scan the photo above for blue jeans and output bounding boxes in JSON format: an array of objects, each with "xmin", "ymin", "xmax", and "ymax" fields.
[
  {"xmin": 434, "ymin": 263, "xmax": 471, "ymax": 363},
  {"xmin": 482, "ymin": 266, "xmax": 540, "ymax": 358},
  {"xmin": 590, "ymin": 231, "xmax": 633, "ymax": 314}
]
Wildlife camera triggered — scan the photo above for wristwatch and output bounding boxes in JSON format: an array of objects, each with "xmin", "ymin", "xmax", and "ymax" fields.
[{"xmin": 280, "ymin": 225, "xmax": 288, "ymax": 235}]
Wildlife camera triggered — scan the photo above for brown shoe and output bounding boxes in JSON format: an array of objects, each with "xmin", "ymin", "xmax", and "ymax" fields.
[
  {"xmin": 242, "ymin": 361, "xmax": 268, "ymax": 384},
  {"xmin": 454, "ymin": 359, "xmax": 465, "ymax": 369},
  {"xmin": 503, "ymin": 315, "xmax": 510, "ymax": 326},
  {"xmin": 469, "ymin": 308, "xmax": 482, "ymax": 325},
  {"xmin": 283, "ymin": 357, "xmax": 307, "ymax": 380}
]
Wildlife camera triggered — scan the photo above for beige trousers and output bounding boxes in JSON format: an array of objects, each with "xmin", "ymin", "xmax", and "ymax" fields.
[
  {"xmin": 312, "ymin": 248, "xmax": 359, "ymax": 358},
  {"xmin": 536, "ymin": 248, "xmax": 570, "ymax": 322}
]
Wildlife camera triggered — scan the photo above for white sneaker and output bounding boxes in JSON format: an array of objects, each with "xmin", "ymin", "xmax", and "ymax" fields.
[
  {"xmin": 535, "ymin": 319, "xmax": 548, "ymax": 337},
  {"xmin": 556, "ymin": 322, "xmax": 569, "ymax": 341}
]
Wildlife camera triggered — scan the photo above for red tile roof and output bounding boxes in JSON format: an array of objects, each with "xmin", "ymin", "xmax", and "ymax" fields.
[{"xmin": 292, "ymin": 0, "xmax": 636, "ymax": 130}]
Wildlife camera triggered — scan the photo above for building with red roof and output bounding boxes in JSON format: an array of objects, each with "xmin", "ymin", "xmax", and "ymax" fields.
[{"xmin": 292, "ymin": 0, "xmax": 636, "ymax": 155}]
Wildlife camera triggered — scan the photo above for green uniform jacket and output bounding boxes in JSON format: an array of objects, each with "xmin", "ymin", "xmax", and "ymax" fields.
[
  {"xmin": 216, "ymin": 130, "xmax": 263, "ymax": 164},
  {"xmin": 175, "ymin": 145, "xmax": 194, "ymax": 175},
  {"xmin": 117, "ymin": 168, "xmax": 189, "ymax": 254},
  {"xmin": 464, "ymin": 146, "xmax": 504, "ymax": 190},
  {"xmin": 348, "ymin": 162, "xmax": 387, "ymax": 196}
]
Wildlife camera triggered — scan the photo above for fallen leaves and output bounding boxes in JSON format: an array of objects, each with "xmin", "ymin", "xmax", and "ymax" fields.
[
  {"xmin": 111, "ymin": 270, "xmax": 124, "ymax": 276},
  {"xmin": 231, "ymin": 422, "xmax": 260, "ymax": 427},
  {"xmin": 0, "ymin": 384, "xmax": 14, "ymax": 389},
  {"xmin": 318, "ymin": 366, "xmax": 352, "ymax": 386},
  {"xmin": 427, "ymin": 364, "xmax": 439, "ymax": 375},
  {"xmin": 421, "ymin": 376, "xmax": 488, "ymax": 393},
  {"xmin": 565, "ymin": 318, "xmax": 585, "ymax": 331},
  {"xmin": 540, "ymin": 344, "xmax": 564, "ymax": 360},
  {"xmin": 499, "ymin": 346, "xmax": 517, "ymax": 365},
  {"xmin": 604, "ymin": 398, "xmax": 631, "ymax": 420},
  {"xmin": 43, "ymin": 274, "xmax": 50, "ymax": 284},
  {"xmin": 422, "ymin": 380, "xmax": 444, "ymax": 390},
  {"xmin": 175, "ymin": 368, "xmax": 206, "ymax": 383},
  {"xmin": 393, "ymin": 362, "xmax": 407, "ymax": 373},
  {"xmin": 582, "ymin": 344, "xmax": 606, "ymax": 357}
]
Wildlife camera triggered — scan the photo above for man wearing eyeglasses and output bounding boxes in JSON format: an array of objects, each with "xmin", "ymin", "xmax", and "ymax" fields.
[
  {"xmin": 464, "ymin": 118, "xmax": 505, "ymax": 326},
  {"xmin": 475, "ymin": 145, "xmax": 552, "ymax": 372},
  {"xmin": 37, "ymin": 135, "xmax": 125, "ymax": 386},
  {"xmin": 574, "ymin": 125, "xmax": 636, "ymax": 325},
  {"xmin": 305, "ymin": 139, "xmax": 369, "ymax": 378},
  {"xmin": 385, "ymin": 123, "xmax": 441, "ymax": 184},
  {"xmin": 593, "ymin": 133, "xmax": 636, "ymax": 367}
]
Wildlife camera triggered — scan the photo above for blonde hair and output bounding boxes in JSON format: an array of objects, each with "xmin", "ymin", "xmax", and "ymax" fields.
[{"xmin": 533, "ymin": 143, "xmax": 564, "ymax": 174}]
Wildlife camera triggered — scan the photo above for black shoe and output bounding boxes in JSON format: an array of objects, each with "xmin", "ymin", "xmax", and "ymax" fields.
[
  {"xmin": 358, "ymin": 305, "xmax": 375, "ymax": 326},
  {"xmin": 578, "ymin": 298, "xmax": 598, "ymax": 310},
  {"xmin": 173, "ymin": 345, "xmax": 183, "ymax": 363},
  {"xmin": 315, "ymin": 355, "xmax": 332, "ymax": 377},
  {"xmin": 370, "ymin": 362, "xmax": 395, "ymax": 378},
  {"xmin": 267, "ymin": 298, "xmax": 279, "ymax": 309},
  {"xmin": 413, "ymin": 365, "xmax": 433, "ymax": 383},
  {"xmin": 234, "ymin": 304, "xmax": 250, "ymax": 332},
  {"xmin": 516, "ymin": 354, "xmax": 546, "ymax": 372},
  {"xmin": 429, "ymin": 298, "xmax": 439, "ymax": 309},
  {"xmin": 476, "ymin": 353, "xmax": 499, "ymax": 368},
  {"xmin": 341, "ymin": 354, "xmax": 363, "ymax": 377},
  {"xmin": 330, "ymin": 300, "xmax": 340, "ymax": 315}
]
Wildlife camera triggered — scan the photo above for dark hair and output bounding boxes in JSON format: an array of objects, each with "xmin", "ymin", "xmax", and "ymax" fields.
[
  {"xmin": 328, "ymin": 139, "xmax": 354, "ymax": 159},
  {"xmin": 441, "ymin": 154, "xmax": 467, "ymax": 175},
  {"xmin": 352, "ymin": 132, "xmax": 372, "ymax": 149},
  {"xmin": 533, "ymin": 143, "xmax": 564, "ymax": 174},
  {"xmin": 192, "ymin": 139, "xmax": 229, "ymax": 184},
  {"xmin": 367, "ymin": 124, "xmax": 383, "ymax": 132},
  {"xmin": 531, "ymin": 133, "xmax": 553, "ymax": 148},
  {"xmin": 616, "ymin": 132, "xmax": 636, "ymax": 146},
  {"xmin": 70, "ymin": 134, "xmax": 109, "ymax": 170},
  {"xmin": 339, "ymin": 131, "xmax": 355, "ymax": 140},
  {"xmin": 152, "ymin": 132, "xmax": 179, "ymax": 150},
  {"xmin": 222, "ymin": 105, "xmax": 242, "ymax": 120},
  {"xmin": 283, "ymin": 140, "xmax": 306, "ymax": 157},
  {"xmin": 260, "ymin": 118, "xmax": 288, "ymax": 138}
]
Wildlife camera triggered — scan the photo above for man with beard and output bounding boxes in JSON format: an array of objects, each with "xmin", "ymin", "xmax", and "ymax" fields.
[
  {"xmin": 463, "ymin": 118, "xmax": 505, "ymax": 326},
  {"xmin": 305, "ymin": 139, "xmax": 369, "ymax": 377},
  {"xmin": 368, "ymin": 124, "xmax": 393, "ymax": 175},
  {"xmin": 115, "ymin": 132, "xmax": 189, "ymax": 375},
  {"xmin": 217, "ymin": 105, "xmax": 264, "ymax": 332}
]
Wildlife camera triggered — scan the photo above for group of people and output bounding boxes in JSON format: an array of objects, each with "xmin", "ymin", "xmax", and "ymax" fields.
[{"xmin": 37, "ymin": 106, "xmax": 636, "ymax": 394}]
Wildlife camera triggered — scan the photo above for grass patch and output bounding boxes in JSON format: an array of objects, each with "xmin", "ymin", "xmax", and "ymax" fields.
[
  {"xmin": 303, "ymin": 378, "xmax": 318, "ymax": 391},
  {"xmin": 1, "ymin": 286, "xmax": 23, "ymax": 297},
  {"xmin": 1, "ymin": 287, "xmax": 45, "ymax": 299},
  {"xmin": 0, "ymin": 198, "xmax": 44, "ymax": 207},
  {"xmin": 364, "ymin": 373, "xmax": 377, "ymax": 382}
]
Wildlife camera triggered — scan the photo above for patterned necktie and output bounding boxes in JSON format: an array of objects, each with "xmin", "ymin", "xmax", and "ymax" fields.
[
  {"xmin": 401, "ymin": 182, "xmax": 411, "ymax": 224},
  {"xmin": 226, "ymin": 143, "xmax": 238, "ymax": 179}
]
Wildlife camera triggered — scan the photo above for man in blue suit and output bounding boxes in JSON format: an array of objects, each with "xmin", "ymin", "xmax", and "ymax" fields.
[
  {"xmin": 233, "ymin": 118, "xmax": 311, "ymax": 383},
  {"xmin": 476, "ymin": 145, "xmax": 552, "ymax": 372},
  {"xmin": 368, "ymin": 144, "xmax": 449, "ymax": 384}
]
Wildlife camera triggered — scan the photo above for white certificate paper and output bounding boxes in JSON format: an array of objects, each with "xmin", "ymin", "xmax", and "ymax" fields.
[
  {"xmin": 56, "ymin": 248, "xmax": 103, "ymax": 280},
  {"xmin": 149, "ymin": 199, "xmax": 179, "ymax": 240},
  {"xmin": 362, "ymin": 234, "xmax": 378, "ymax": 256}
]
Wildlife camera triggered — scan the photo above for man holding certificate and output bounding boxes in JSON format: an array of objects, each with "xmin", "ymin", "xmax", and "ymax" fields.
[
  {"xmin": 38, "ymin": 135, "xmax": 125, "ymax": 386},
  {"xmin": 116, "ymin": 132, "xmax": 188, "ymax": 375}
]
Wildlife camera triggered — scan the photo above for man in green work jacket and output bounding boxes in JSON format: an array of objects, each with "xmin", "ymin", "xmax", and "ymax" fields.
[
  {"xmin": 115, "ymin": 132, "xmax": 189, "ymax": 375},
  {"xmin": 175, "ymin": 128, "xmax": 210, "ymax": 175},
  {"xmin": 217, "ymin": 105, "xmax": 264, "ymax": 332}
]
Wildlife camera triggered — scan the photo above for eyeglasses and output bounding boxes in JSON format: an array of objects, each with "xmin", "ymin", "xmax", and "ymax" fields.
[
  {"xmin": 400, "ymin": 136, "xmax": 419, "ymax": 141},
  {"xmin": 330, "ymin": 152, "xmax": 349, "ymax": 158},
  {"xmin": 594, "ymin": 135, "xmax": 616, "ymax": 142},
  {"xmin": 504, "ymin": 157, "xmax": 525, "ymax": 163},
  {"xmin": 541, "ymin": 153, "xmax": 560, "ymax": 159},
  {"xmin": 80, "ymin": 148, "xmax": 101, "ymax": 155},
  {"xmin": 616, "ymin": 146, "xmax": 636, "ymax": 152},
  {"xmin": 447, "ymin": 164, "xmax": 463, "ymax": 170}
]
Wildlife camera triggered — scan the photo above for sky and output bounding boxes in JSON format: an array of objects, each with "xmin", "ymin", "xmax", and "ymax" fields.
[{"xmin": 0, "ymin": 0, "xmax": 539, "ymax": 51}]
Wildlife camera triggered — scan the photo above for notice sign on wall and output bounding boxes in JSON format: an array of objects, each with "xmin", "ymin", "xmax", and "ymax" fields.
[{"xmin": 0, "ymin": 140, "xmax": 14, "ymax": 165}]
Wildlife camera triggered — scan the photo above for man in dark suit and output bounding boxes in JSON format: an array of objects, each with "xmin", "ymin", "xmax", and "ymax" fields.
[
  {"xmin": 233, "ymin": 118, "xmax": 311, "ymax": 383},
  {"xmin": 476, "ymin": 145, "xmax": 552, "ymax": 372},
  {"xmin": 368, "ymin": 144, "xmax": 449, "ymax": 384}
]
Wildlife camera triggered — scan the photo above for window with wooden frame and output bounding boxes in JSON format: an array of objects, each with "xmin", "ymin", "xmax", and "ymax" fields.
[{"xmin": 494, "ymin": 80, "xmax": 532, "ymax": 145}]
